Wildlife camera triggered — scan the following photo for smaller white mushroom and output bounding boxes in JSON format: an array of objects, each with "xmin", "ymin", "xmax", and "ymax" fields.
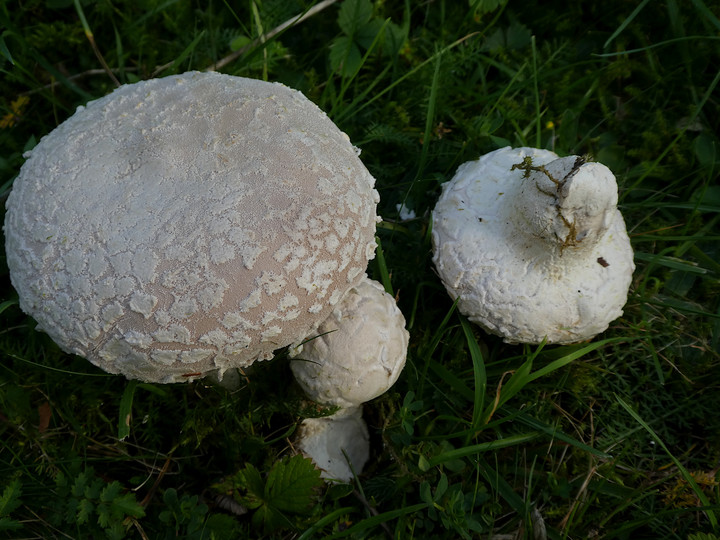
[
  {"xmin": 291, "ymin": 275, "xmax": 409, "ymax": 481},
  {"xmin": 291, "ymin": 276, "xmax": 409, "ymax": 408},
  {"xmin": 432, "ymin": 146, "xmax": 634, "ymax": 344}
]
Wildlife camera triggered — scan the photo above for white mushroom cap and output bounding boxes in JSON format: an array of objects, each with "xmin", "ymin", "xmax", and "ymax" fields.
[
  {"xmin": 432, "ymin": 146, "xmax": 634, "ymax": 344},
  {"xmin": 290, "ymin": 276, "xmax": 408, "ymax": 408},
  {"xmin": 4, "ymin": 71, "xmax": 379, "ymax": 383},
  {"xmin": 295, "ymin": 406, "xmax": 369, "ymax": 483}
]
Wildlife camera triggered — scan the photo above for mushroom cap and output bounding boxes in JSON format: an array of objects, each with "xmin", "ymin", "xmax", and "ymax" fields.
[
  {"xmin": 290, "ymin": 276, "xmax": 408, "ymax": 408},
  {"xmin": 295, "ymin": 406, "xmax": 370, "ymax": 483},
  {"xmin": 4, "ymin": 71, "xmax": 379, "ymax": 382},
  {"xmin": 432, "ymin": 146, "xmax": 634, "ymax": 344}
]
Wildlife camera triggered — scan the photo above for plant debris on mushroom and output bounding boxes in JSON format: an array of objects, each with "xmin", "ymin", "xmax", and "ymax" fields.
[
  {"xmin": 4, "ymin": 71, "xmax": 379, "ymax": 383},
  {"xmin": 432, "ymin": 146, "xmax": 634, "ymax": 344}
]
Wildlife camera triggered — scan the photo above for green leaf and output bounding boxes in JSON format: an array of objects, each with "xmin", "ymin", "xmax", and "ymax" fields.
[
  {"xmin": 251, "ymin": 504, "xmax": 284, "ymax": 532},
  {"xmin": 205, "ymin": 513, "xmax": 242, "ymax": 538},
  {"xmin": 84, "ymin": 477, "xmax": 104, "ymax": 501},
  {"xmin": 265, "ymin": 455, "xmax": 323, "ymax": 515},
  {"xmin": 689, "ymin": 534, "xmax": 720, "ymax": 540},
  {"xmin": 96, "ymin": 502, "xmax": 112, "ymax": 528},
  {"xmin": 419, "ymin": 482, "xmax": 432, "ymax": 504},
  {"xmin": 71, "ymin": 470, "xmax": 93, "ymax": 498},
  {"xmin": 506, "ymin": 20, "xmax": 532, "ymax": 48},
  {"xmin": 76, "ymin": 499, "xmax": 94, "ymax": 525},
  {"xmin": 382, "ymin": 20, "xmax": 406, "ymax": 56},
  {"xmin": 329, "ymin": 36, "xmax": 361, "ymax": 77},
  {"xmin": 105, "ymin": 522, "xmax": 127, "ymax": 540},
  {"xmin": 434, "ymin": 474, "xmax": 449, "ymax": 501},
  {"xmin": 110, "ymin": 493, "xmax": 145, "ymax": 520},
  {"xmin": 100, "ymin": 481, "xmax": 123, "ymax": 503},
  {"xmin": 694, "ymin": 133, "xmax": 718, "ymax": 167},
  {"xmin": 338, "ymin": 0, "xmax": 373, "ymax": 36},
  {"xmin": 0, "ymin": 479, "xmax": 22, "ymax": 518},
  {"xmin": 229, "ymin": 34, "xmax": 251, "ymax": 51},
  {"xmin": 355, "ymin": 19, "xmax": 384, "ymax": 50},
  {"xmin": 0, "ymin": 517, "xmax": 23, "ymax": 532},
  {"xmin": 162, "ymin": 487, "xmax": 179, "ymax": 511},
  {"xmin": 238, "ymin": 464, "xmax": 266, "ymax": 509}
]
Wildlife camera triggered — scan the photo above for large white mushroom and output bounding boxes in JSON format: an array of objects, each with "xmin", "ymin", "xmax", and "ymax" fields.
[
  {"xmin": 291, "ymin": 275, "xmax": 409, "ymax": 481},
  {"xmin": 432, "ymin": 146, "xmax": 634, "ymax": 344},
  {"xmin": 4, "ymin": 71, "xmax": 380, "ymax": 383}
]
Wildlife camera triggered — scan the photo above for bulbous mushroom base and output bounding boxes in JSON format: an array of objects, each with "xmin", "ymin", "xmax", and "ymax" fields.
[{"xmin": 295, "ymin": 407, "xmax": 369, "ymax": 483}]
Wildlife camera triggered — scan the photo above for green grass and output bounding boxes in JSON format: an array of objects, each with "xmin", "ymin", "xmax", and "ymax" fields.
[{"xmin": 1, "ymin": 0, "xmax": 720, "ymax": 538}]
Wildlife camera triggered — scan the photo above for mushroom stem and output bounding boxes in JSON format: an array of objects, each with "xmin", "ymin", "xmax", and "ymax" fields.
[
  {"xmin": 295, "ymin": 406, "xmax": 369, "ymax": 483},
  {"xmin": 513, "ymin": 156, "xmax": 618, "ymax": 254}
]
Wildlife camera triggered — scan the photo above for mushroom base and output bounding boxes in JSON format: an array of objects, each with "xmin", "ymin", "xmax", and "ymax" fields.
[{"xmin": 295, "ymin": 407, "xmax": 369, "ymax": 483}]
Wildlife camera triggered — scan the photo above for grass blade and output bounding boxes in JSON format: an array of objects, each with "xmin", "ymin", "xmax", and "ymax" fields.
[
  {"xmin": 526, "ymin": 337, "xmax": 631, "ymax": 383},
  {"xmin": 296, "ymin": 506, "xmax": 358, "ymax": 540},
  {"xmin": 459, "ymin": 315, "xmax": 486, "ymax": 437},
  {"xmin": 0, "ymin": 299, "xmax": 18, "ymax": 316},
  {"xmin": 373, "ymin": 235, "xmax": 393, "ymax": 296},
  {"xmin": 118, "ymin": 380, "xmax": 138, "ymax": 441},
  {"xmin": 327, "ymin": 503, "xmax": 428, "ymax": 538},
  {"xmin": 416, "ymin": 300, "xmax": 457, "ymax": 395},
  {"xmin": 603, "ymin": 0, "xmax": 652, "ymax": 49},
  {"xmin": 165, "ymin": 30, "xmax": 206, "ymax": 76},
  {"xmin": 421, "ymin": 432, "xmax": 540, "ymax": 470},
  {"xmin": 477, "ymin": 456, "xmax": 527, "ymax": 514},
  {"xmin": 0, "ymin": 32, "xmax": 14, "ymax": 65},
  {"xmin": 689, "ymin": 0, "xmax": 720, "ymax": 31},
  {"xmin": 73, "ymin": 0, "xmax": 119, "ymax": 86}
]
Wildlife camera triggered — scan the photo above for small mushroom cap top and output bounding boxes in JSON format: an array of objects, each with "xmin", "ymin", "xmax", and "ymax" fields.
[
  {"xmin": 290, "ymin": 276, "xmax": 409, "ymax": 408},
  {"xmin": 432, "ymin": 146, "xmax": 634, "ymax": 344},
  {"xmin": 4, "ymin": 71, "xmax": 379, "ymax": 383}
]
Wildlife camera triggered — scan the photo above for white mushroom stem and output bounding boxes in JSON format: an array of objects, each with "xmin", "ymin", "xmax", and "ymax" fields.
[
  {"xmin": 512, "ymin": 155, "xmax": 618, "ymax": 253},
  {"xmin": 295, "ymin": 407, "xmax": 369, "ymax": 483},
  {"xmin": 291, "ymin": 275, "xmax": 409, "ymax": 480}
]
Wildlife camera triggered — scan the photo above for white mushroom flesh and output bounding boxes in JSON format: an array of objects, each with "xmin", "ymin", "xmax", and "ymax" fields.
[
  {"xmin": 4, "ymin": 71, "xmax": 379, "ymax": 382},
  {"xmin": 432, "ymin": 146, "xmax": 634, "ymax": 344}
]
